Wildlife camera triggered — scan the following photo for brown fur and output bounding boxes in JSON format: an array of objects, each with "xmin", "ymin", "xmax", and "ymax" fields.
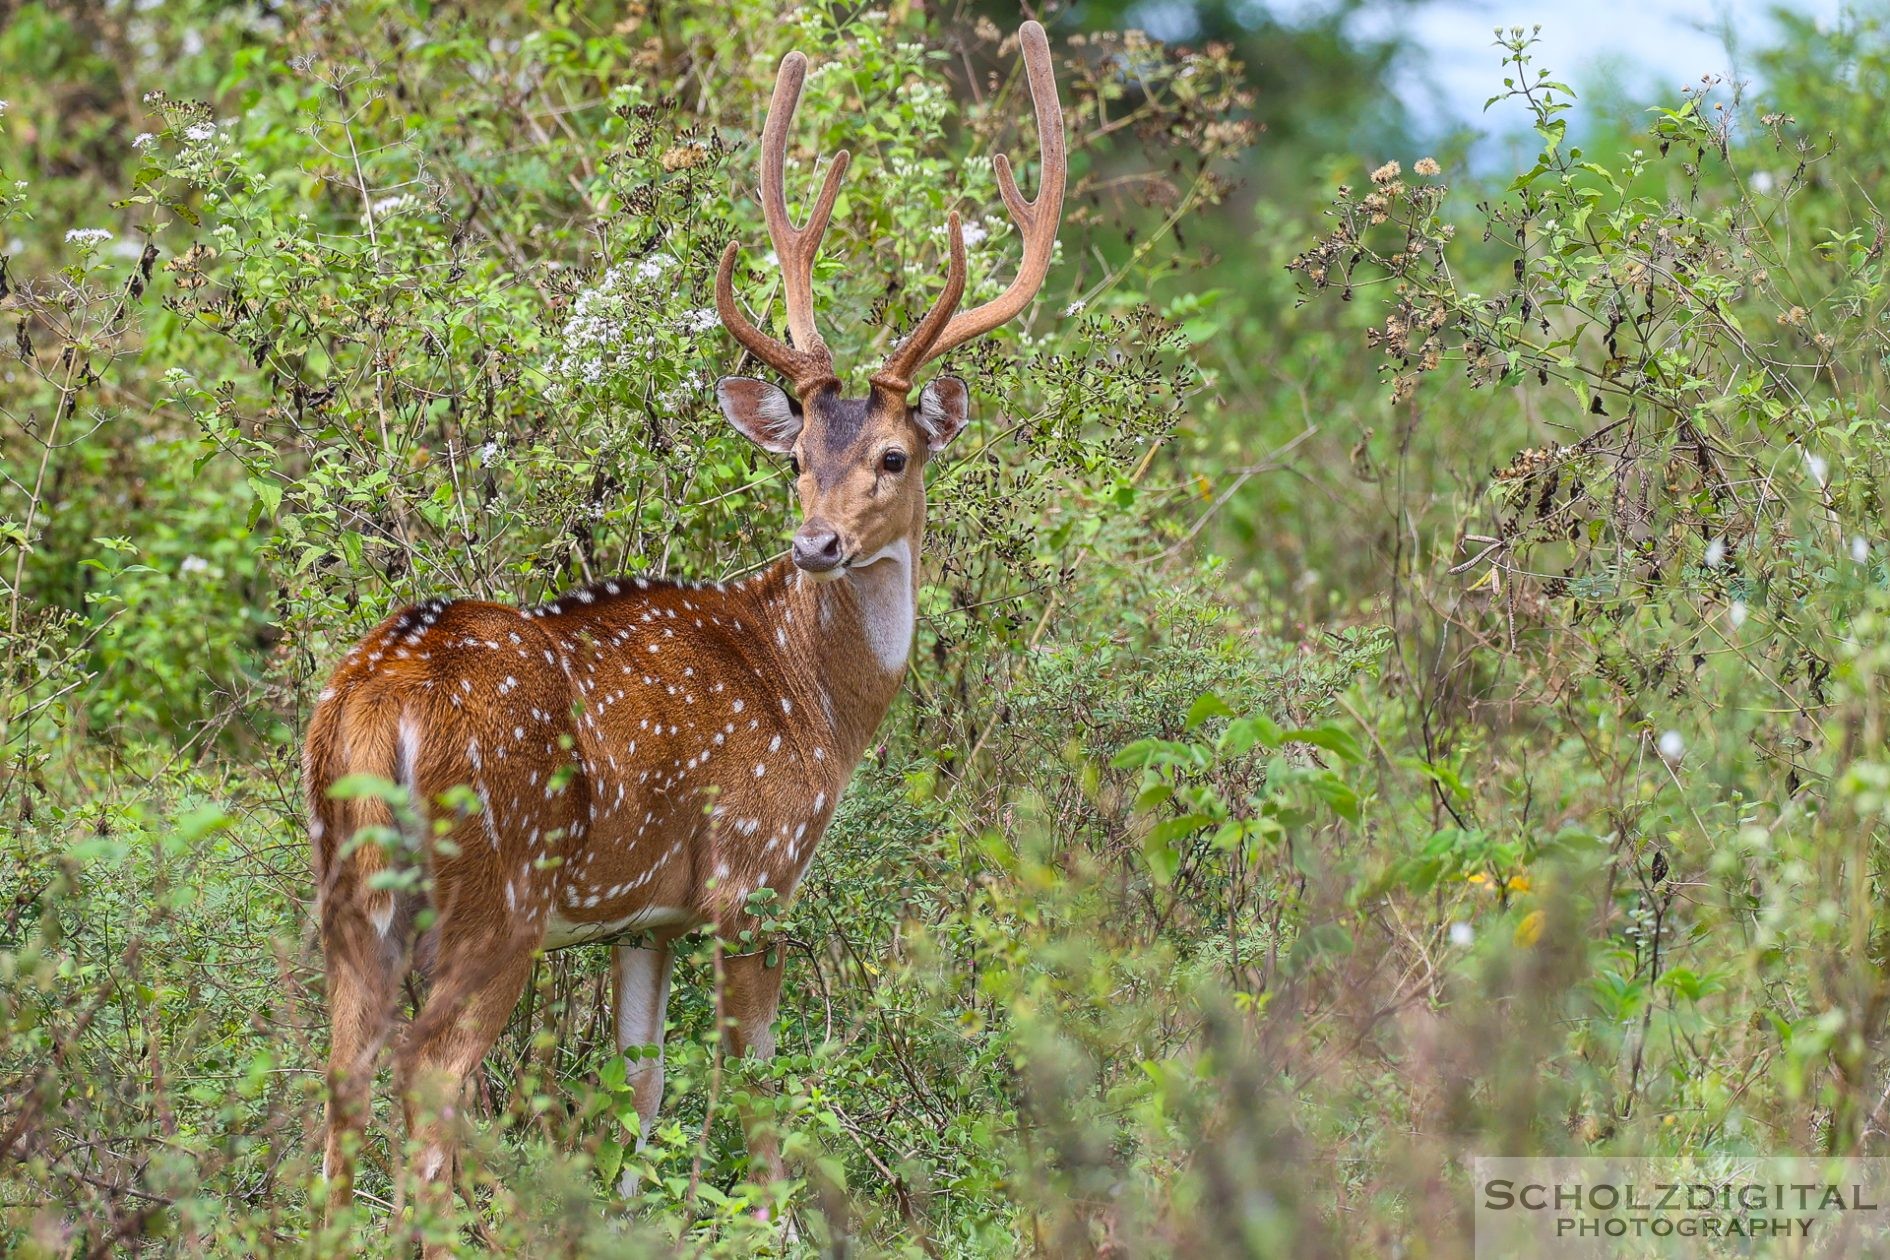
[{"xmin": 309, "ymin": 555, "xmax": 914, "ymax": 1227}]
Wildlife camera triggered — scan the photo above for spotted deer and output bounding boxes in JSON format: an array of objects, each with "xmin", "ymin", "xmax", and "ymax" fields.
[{"xmin": 306, "ymin": 19, "xmax": 1065, "ymax": 1238}]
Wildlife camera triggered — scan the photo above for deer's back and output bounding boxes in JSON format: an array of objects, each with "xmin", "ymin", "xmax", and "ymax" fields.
[{"xmin": 307, "ymin": 577, "xmax": 844, "ymax": 950}]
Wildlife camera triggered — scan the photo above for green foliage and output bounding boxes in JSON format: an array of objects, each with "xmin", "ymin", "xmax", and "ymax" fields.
[{"xmin": 8, "ymin": 0, "xmax": 1890, "ymax": 1255}]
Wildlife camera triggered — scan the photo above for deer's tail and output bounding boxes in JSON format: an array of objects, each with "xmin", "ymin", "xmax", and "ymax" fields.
[{"xmin": 305, "ymin": 689, "xmax": 404, "ymax": 940}]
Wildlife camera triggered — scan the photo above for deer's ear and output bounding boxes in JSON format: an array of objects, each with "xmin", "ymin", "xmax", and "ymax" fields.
[
  {"xmin": 914, "ymin": 375, "xmax": 970, "ymax": 452},
  {"xmin": 717, "ymin": 377, "xmax": 801, "ymax": 453}
]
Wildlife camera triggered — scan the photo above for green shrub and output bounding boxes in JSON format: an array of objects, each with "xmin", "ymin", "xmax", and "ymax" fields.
[{"xmin": 8, "ymin": 1, "xmax": 1890, "ymax": 1255}]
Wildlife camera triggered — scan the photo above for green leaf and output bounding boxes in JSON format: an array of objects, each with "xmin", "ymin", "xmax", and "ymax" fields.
[
  {"xmin": 1221, "ymin": 714, "xmax": 1284, "ymax": 755},
  {"xmin": 596, "ymin": 1137, "xmax": 625, "ymax": 1190},
  {"xmin": 248, "ymin": 475, "xmax": 283, "ymax": 520},
  {"xmin": 326, "ymin": 773, "xmax": 405, "ymax": 804},
  {"xmin": 1111, "ymin": 738, "xmax": 1201, "ymax": 770},
  {"xmin": 1282, "ymin": 723, "xmax": 1365, "ymax": 763},
  {"xmin": 1147, "ymin": 814, "xmax": 1211, "ymax": 848},
  {"xmin": 1134, "ymin": 783, "xmax": 1174, "ymax": 811},
  {"xmin": 1185, "ymin": 693, "xmax": 1235, "ymax": 730},
  {"xmin": 177, "ymin": 805, "xmax": 235, "ymax": 842},
  {"xmin": 1405, "ymin": 758, "xmax": 1470, "ymax": 801},
  {"xmin": 1308, "ymin": 774, "xmax": 1361, "ymax": 822}
]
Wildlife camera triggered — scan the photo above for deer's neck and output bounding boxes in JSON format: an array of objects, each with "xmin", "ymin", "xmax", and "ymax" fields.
[{"xmin": 765, "ymin": 536, "xmax": 918, "ymax": 767}]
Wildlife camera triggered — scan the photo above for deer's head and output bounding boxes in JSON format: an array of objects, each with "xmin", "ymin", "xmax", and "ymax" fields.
[{"xmin": 714, "ymin": 22, "xmax": 1066, "ymax": 580}]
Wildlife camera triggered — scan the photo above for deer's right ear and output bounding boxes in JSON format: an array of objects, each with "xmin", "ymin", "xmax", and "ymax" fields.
[{"xmin": 716, "ymin": 376, "xmax": 802, "ymax": 453}]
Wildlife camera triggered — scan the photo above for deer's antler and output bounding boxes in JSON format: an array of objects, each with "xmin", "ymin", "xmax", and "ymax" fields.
[
  {"xmin": 872, "ymin": 20, "xmax": 1067, "ymax": 395},
  {"xmin": 715, "ymin": 50, "xmax": 850, "ymax": 397},
  {"xmin": 722, "ymin": 23, "xmax": 1066, "ymax": 398}
]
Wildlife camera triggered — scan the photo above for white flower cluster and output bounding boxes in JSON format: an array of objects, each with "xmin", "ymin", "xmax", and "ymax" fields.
[
  {"xmin": 901, "ymin": 81, "xmax": 949, "ymax": 127},
  {"xmin": 656, "ymin": 369, "xmax": 709, "ymax": 413},
  {"xmin": 65, "ymin": 228, "xmax": 113, "ymax": 248},
  {"xmin": 926, "ymin": 213, "xmax": 1004, "ymax": 254},
  {"xmin": 132, "ymin": 132, "xmax": 158, "ymax": 151},
  {"xmin": 365, "ymin": 193, "xmax": 419, "ymax": 226},
  {"xmin": 543, "ymin": 252, "xmax": 717, "ymax": 400}
]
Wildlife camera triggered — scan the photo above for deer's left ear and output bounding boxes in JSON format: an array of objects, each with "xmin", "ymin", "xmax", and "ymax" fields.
[
  {"xmin": 716, "ymin": 376, "xmax": 802, "ymax": 453},
  {"xmin": 914, "ymin": 375, "xmax": 970, "ymax": 452}
]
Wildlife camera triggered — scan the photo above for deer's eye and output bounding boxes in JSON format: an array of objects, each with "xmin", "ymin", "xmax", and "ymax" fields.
[
  {"xmin": 881, "ymin": 450, "xmax": 908, "ymax": 473},
  {"xmin": 788, "ymin": 454, "xmax": 801, "ymax": 476}
]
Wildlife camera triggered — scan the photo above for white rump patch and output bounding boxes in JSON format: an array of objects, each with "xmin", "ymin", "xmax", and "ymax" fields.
[{"xmin": 396, "ymin": 711, "xmax": 423, "ymax": 786}]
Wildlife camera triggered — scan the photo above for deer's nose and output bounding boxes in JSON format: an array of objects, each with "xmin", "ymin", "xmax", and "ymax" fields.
[{"xmin": 791, "ymin": 522, "xmax": 845, "ymax": 573}]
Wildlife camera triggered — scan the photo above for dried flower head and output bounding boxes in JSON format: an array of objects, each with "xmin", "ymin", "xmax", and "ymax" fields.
[{"xmin": 660, "ymin": 143, "xmax": 710, "ymax": 172}]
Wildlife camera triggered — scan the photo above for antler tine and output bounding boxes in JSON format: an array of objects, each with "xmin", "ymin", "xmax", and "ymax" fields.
[
  {"xmin": 894, "ymin": 20, "xmax": 1067, "ymax": 378},
  {"xmin": 761, "ymin": 52, "xmax": 850, "ymax": 358},
  {"xmin": 870, "ymin": 213, "xmax": 968, "ymax": 396},
  {"xmin": 715, "ymin": 241, "xmax": 824, "ymax": 390},
  {"xmin": 715, "ymin": 50, "xmax": 849, "ymax": 396}
]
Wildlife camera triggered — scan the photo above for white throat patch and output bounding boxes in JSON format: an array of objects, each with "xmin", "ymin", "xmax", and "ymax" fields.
[{"xmin": 846, "ymin": 538, "xmax": 915, "ymax": 672}]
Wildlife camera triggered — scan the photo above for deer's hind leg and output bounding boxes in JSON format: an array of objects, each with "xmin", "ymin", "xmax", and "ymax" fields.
[
  {"xmin": 393, "ymin": 906, "xmax": 541, "ymax": 1256},
  {"xmin": 320, "ymin": 891, "xmax": 406, "ymax": 1220},
  {"xmin": 391, "ymin": 794, "xmax": 559, "ymax": 1254}
]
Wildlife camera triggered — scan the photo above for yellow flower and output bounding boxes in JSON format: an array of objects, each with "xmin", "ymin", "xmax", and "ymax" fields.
[{"xmin": 1514, "ymin": 909, "xmax": 1545, "ymax": 947}]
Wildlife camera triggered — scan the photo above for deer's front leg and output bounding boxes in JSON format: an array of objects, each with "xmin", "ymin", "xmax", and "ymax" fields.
[
  {"xmin": 720, "ymin": 944, "xmax": 789, "ymax": 1192},
  {"xmin": 611, "ymin": 941, "xmax": 675, "ymax": 1197}
]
